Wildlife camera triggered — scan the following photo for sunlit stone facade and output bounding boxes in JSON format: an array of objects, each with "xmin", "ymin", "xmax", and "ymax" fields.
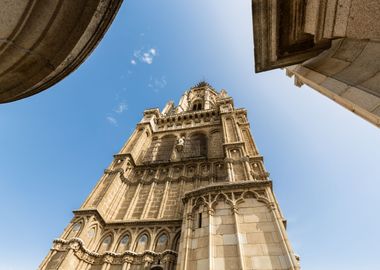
[
  {"xmin": 252, "ymin": 0, "xmax": 380, "ymax": 127},
  {"xmin": 40, "ymin": 82, "xmax": 300, "ymax": 270}
]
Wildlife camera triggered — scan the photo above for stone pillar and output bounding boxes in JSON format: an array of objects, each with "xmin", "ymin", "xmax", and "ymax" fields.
[
  {"xmin": 231, "ymin": 194, "xmax": 245, "ymax": 270},
  {"xmin": 121, "ymin": 255, "xmax": 134, "ymax": 270},
  {"xmin": 207, "ymin": 205, "xmax": 214, "ymax": 270},
  {"xmin": 143, "ymin": 254, "xmax": 154, "ymax": 269},
  {"xmin": 182, "ymin": 212, "xmax": 193, "ymax": 270}
]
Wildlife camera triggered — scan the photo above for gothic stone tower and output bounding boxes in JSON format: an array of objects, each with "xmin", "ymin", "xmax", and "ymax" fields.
[{"xmin": 40, "ymin": 82, "xmax": 300, "ymax": 270}]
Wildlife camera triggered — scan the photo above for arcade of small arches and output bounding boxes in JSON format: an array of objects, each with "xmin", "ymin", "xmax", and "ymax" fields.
[
  {"xmin": 55, "ymin": 220, "xmax": 181, "ymax": 267},
  {"xmin": 188, "ymin": 189, "xmax": 273, "ymax": 217}
]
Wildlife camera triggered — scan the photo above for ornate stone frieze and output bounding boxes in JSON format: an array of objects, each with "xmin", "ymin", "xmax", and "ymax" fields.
[
  {"xmin": 52, "ymin": 238, "xmax": 178, "ymax": 266},
  {"xmin": 182, "ymin": 180, "xmax": 271, "ymax": 204}
]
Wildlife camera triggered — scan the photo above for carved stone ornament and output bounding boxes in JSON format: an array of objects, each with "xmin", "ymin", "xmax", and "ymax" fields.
[{"xmin": 175, "ymin": 137, "xmax": 186, "ymax": 152}]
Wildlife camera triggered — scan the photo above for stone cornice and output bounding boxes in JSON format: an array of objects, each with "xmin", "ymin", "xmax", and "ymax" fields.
[
  {"xmin": 139, "ymin": 157, "xmax": 225, "ymax": 167},
  {"xmin": 249, "ymin": 155, "xmax": 264, "ymax": 161},
  {"xmin": 223, "ymin": 141, "xmax": 245, "ymax": 148},
  {"xmin": 234, "ymin": 108, "xmax": 247, "ymax": 115},
  {"xmin": 157, "ymin": 108, "xmax": 219, "ymax": 122},
  {"xmin": 153, "ymin": 122, "xmax": 222, "ymax": 134},
  {"xmin": 53, "ymin": 238, "xmax": 178, "ymax": 265},
  {"xmin": 104, "ymin": 173, "xmax": 227, "ymax": 186},
  {"xmin": 73, "ymin": 208, "xmax": 182, "ymax": 227}
]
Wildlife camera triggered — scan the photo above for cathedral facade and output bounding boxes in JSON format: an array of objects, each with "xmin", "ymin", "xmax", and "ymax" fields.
[{"xmin": 40, "ymin": 83, "xmax": 300, "ymax": 270}]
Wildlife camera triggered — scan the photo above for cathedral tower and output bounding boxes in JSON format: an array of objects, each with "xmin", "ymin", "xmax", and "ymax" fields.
[{"xmin": 40, "ymin": 82, "xmax": 300, "ymax": 270}]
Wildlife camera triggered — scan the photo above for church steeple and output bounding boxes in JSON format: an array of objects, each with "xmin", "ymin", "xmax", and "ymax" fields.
[{"xmin": 40, "ymin": 84, "xmax": 300, "ymax": 270}]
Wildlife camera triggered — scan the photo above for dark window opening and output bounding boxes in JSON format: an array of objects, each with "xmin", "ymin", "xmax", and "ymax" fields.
[
  {"xmin": 198, "ymin": 213, "xmax": 202, "ymax": 228},
  {"xmin": 182, "ymin": 133, "xmax": 207, "ymax": 158},
  {"xmin": 192, "ymin": 102, "xmax": 203, "ymax": 111}
]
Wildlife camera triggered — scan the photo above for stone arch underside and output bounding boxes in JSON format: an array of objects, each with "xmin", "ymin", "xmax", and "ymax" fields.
[{"xmin": 0, "ymin": 0, "xmax": 123, "ymax": 103}]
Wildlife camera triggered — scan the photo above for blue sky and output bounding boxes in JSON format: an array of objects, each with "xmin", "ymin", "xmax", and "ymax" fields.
[{"xmin": 1, "ymin": 0, "xmax": 380, "ymax": 269}]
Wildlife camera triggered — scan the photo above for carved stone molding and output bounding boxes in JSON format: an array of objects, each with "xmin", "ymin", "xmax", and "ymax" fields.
[
  {"xmin": 52, "ymin": 238, "xmax": 178, "ymax": 266},
  {"xmin": 188, "ymin": 187, "xmax": 272, "ymax": 216},
  {"xmin": 73, "ymin": 208, "xmax": 183, "ymax": 227},
  {"xmin": 183, "ymin": 180, "xmax": 271, "ymax": 204}
]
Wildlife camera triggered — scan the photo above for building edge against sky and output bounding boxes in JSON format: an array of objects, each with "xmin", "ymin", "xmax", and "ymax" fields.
[
  {"xmin": 252, "ymin": 0, "xmax": 380, "ymax": 127},
  {"xmin": 39, "ymin": 83, "xmax": 300, "ymax": 270}
]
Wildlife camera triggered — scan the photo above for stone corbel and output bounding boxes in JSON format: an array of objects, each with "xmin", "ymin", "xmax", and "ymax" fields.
[
  {"xmin": 104, "ymin": 254, "xmax": 114, "ymax": 264},
  {"xmin": 123, "ymin": 254, "xmax": 134, "ymax": 264}
]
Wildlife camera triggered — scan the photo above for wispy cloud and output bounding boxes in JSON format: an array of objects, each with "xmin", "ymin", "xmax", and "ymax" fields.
[
  {"xmin": 148, "ymin": 76, "xmax": 167, "ymax": 92},
  {"xmin": 131, "ymin": 47, "xmax": 158, "ymax": 65},
  {"xmin": 114, "ymin": 101, "xmax": 128, "ymax": 114},
  {"xmin": 106, "ymin": 116, "xmax": 118, "ymax": 126}
]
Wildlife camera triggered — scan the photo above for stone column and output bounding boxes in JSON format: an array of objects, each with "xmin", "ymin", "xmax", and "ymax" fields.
[
  {"xmin": 226, "ymin": 160, "xmax": 234, "ymax": 182},
  {"xmin": 231, "ymin": 193, "xmax": 245, "ymax": 270},
  {"xmin": 121, "ymin": 255, "xmax": 134, "ymax": 270},
  {"xmin": 143, "ymin": 254, "xmax": 154, "ymax": 269},
  {"xmin": 182, "ymin": 212, "xmax": 193, "ymax": 270},
  {"xmin": 207, "ymin": 205, "xmax": 214, "ymax": 270}
]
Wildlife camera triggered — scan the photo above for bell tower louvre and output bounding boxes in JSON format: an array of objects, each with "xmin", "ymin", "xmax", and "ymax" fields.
[{"xmin": 40, "ymin": 82, "xmax": 300, "ymax": 270}]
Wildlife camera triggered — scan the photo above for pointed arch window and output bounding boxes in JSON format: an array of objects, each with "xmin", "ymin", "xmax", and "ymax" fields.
[
  {"xmin": 155, "ymin": 234, "xmax": 169, "ymax": 253},
  {"xmin": 66, "ymin": 221, "xmax": 82, "ymax": 239},
  {"xmin": 83, "ymin": 226, "xmax": 97, "ymax": 247},
  {"xmin": 97, "ymin": 235, "xmax": 113, "ymax": 254},
  {"xmin": 116, "ymin": 234, "xmax": 130, "ymax": 252},
  {"xmin": 135, "ymin": 234, "xmax": 149, "ymax": 253},
  {"xmin": 144, "ymin": 135, "xmax": 176, "ymax": 163},
  {"xmin": 191, "ymin": 100, "xmax": 203, "ymax": 111}
]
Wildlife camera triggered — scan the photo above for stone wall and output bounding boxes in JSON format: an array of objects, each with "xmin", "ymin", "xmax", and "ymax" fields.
[
  {"xmin": 287, "ymin": 38, "xmax": 380, "ymax": 127},
  {"xmin": 178, "ymin": 183, "xmax": 300, "ymax": 270}
]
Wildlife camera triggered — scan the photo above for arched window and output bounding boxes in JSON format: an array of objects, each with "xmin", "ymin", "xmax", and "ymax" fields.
[
  {"xmin": 83, "ymin": 226, "xmax": 97, "ymax": 247},
  {"xmin": 66, "ymin": 221, "xmax": 82, "ymax": 239},
  {"xmin": 156, "ymin": 135, "xmax": 176, "ymax": 161},
  {"xmin": 155, "ymin": 233, "xmax": 169, "ymax": 253},
  {"xmin": 172, "ymin": 233, "xmax": 180, "ymax": 252},
  {"xmin": 97, "ymin": 235, "xmax": 113, "ymax": 254},
  {"xmin": 183, "ymin": 133, "xmax": 207, "ymax": 158},
  {"xmin": 191, "ymin": 100, "xmax": 203, "ymax": 111},
  {"xmin": 116, "ymin": 234, "xmax": 130, "ymax": 253},
  {"xmin": 135, "ymin": 234, "xmax": 149, "ymax": 253},
  {"xmin": 144, "ymin": 135, "xmax": 176, "ymax": 163}
]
